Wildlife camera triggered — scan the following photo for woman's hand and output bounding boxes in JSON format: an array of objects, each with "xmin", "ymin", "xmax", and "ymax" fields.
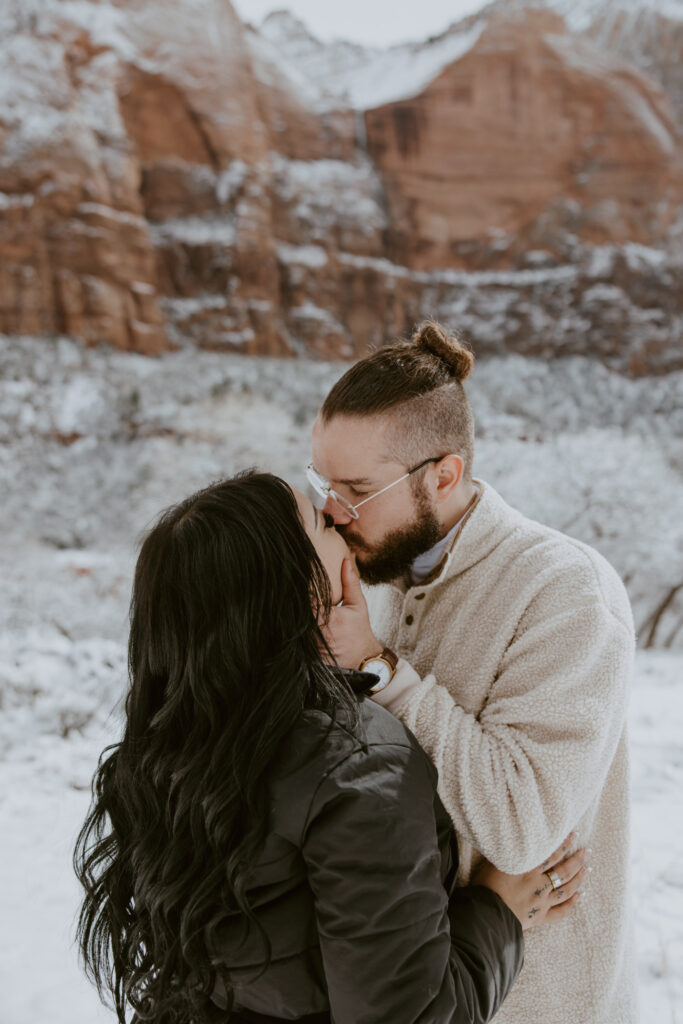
[{"xmin": 471, "ymin": 833, "xmax": 589, "ymax": 931}]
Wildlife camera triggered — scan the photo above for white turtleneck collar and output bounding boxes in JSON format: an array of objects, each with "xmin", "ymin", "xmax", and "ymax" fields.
[{"xmin": 409, "ymin": 484, "xmax": 480, "ymax": 585}]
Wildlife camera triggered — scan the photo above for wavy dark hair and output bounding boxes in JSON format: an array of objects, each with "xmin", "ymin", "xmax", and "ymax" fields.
[{"xmin": 73, "ymin": 471, "xmax": 358, "ymax": 1023}]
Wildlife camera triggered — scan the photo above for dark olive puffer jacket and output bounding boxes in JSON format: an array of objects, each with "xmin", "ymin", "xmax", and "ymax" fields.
[{"xmin": 209, "ymin": 677, "xmax": 524, "ymax": 1023}]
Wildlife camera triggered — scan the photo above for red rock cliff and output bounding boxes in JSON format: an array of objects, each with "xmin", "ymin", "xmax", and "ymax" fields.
[
  {"xmin": 1, "ymin": 0, "xmax": 681, "ymax": 372},
  {"xmin": 364, "ymin": 9, "xmax": 682, "ymax": 269}
]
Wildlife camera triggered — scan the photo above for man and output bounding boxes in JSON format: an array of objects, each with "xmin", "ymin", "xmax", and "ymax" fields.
[{"xmin": 309, "ymin": 321, "xmax": 636, "ymax": 1024}]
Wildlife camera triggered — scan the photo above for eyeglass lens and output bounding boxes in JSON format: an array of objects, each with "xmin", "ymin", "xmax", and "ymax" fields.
[{"xmin": 305, "ymin": 465, "xmax": 358, "ymax": 518}]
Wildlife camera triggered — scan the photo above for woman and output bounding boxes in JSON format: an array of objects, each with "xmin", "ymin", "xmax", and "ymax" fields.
[{"xmin": 74, "ymin": 472, "xmax": 588, "ymax": 1024}]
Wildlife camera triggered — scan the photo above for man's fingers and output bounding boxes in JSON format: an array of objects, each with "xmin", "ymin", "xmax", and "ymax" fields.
[
  {"xmin": 341, "ymin": 557, "xmax": 363, "ymax": 605},
  {"xmin": 318, "ymin": 621, "xmax": 334, "ymax": 658},
  {"xmin": 319, "ymin": 610, "xmax": 337, "ymax": 645}
]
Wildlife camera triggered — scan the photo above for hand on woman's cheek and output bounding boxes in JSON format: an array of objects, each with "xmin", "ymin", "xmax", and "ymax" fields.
[
  {"xmin": 331, "ymin": 551, "xmax": 357, "ymax": 605},
  {"xmin": 328, "ymin": 554, "xmax": 344, "ymax": 606},
  {"xmin": 321, "ymin": 559, "xmax": 380, "ymax": 668}
]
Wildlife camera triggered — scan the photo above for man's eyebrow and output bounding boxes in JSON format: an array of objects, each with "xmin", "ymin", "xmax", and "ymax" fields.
[{"xmin": 310, "ymin": 462, "xmax": 373, "ymax": 487}]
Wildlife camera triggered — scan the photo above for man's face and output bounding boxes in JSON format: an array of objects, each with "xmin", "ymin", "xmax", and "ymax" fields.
[{"xmin": 311, "ymin": 414, "xmax": 441, "ymax": 584}]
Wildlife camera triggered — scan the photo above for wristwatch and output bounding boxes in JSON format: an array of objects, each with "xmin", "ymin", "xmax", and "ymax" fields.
[{"xmin": 358, "ymin": 648, "xmax": 398, "ymax": 694}]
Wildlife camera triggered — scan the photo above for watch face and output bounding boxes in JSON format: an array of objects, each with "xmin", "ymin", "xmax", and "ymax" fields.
[{"xmin": 364, "ymin": 660, "xmax": 392, "ymax": 689}]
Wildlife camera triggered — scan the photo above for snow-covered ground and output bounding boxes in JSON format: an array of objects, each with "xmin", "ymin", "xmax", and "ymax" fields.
[
  {"xmin": 2, "ymin": 650, "xmax": 680, "ymax": 1023},
  {"xmin": 1, "ymin": 335, "xmax": 682, "ymax": 1021}
]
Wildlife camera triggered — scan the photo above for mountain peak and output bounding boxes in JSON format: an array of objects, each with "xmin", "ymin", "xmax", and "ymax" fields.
[
  {"xmin": 485, "ymin": 0, "xmax": 683, "ymax": 30},
  {"xmin": 261, "ymin": 8, "xmax": 317, "ymax": 41}
]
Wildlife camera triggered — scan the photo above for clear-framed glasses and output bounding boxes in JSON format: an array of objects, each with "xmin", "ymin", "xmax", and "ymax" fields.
[{"xmin": 305, "ymin": 457, "xmax": 444, "ymax": 520}]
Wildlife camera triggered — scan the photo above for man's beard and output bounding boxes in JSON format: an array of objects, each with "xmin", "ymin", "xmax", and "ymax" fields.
[{"xmin": 340, "ymin": 486, "xmax": 441, "ymax": 586}]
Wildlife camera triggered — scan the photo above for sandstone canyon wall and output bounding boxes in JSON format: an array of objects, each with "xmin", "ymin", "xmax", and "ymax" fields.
[
  {"xmin": 365, "ymin": 10, "xmax": 681, "ymax": 266},
  {"xmin": 0, "ymin": 0, "xmax": 681, "ymax": 371}
]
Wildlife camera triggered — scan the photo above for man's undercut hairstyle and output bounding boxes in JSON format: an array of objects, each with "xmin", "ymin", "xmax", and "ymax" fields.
[{"xmin": 321, "ymin": 320, "xmax": 476, "ymax": 480}]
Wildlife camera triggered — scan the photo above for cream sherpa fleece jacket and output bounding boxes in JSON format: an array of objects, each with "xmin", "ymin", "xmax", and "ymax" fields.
[{"xmin": 367, "ymin": 480, "xmax": 637, "ymax": 1024}]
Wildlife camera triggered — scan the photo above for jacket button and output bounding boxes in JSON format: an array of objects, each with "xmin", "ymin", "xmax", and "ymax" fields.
[{"xmin": 406, "ymin": 614, "xmax": 414, "ymax": 625}]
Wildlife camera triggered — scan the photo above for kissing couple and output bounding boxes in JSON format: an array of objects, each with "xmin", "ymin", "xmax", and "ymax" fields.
[{"xmin": 75, "ymin": 321, "xmax": 635, "ymax": 1024}]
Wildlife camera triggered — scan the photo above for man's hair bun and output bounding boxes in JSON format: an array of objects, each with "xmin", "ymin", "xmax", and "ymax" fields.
[{"xmin": 412, "ymin": 320, "xmax": 474, "ymax": 382}]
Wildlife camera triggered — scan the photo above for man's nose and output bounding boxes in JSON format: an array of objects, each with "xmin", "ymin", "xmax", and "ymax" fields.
[{"xmin": 323, "ymin": 494, "xmax": 353, "ymax": 525}]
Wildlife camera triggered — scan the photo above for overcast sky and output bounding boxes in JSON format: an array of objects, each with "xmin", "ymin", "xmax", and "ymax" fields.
[{"xmin": 232, "ymin": 0, "xmax": 489, "ymax": 47}]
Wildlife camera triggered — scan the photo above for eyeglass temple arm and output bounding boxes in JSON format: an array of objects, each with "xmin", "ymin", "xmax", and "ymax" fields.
[
  {"xmin": 310, "ymin": 456, "xmax": 443, "ymax": 512},
  {"xmin": 351, "ymin": 458, "xmax": 440, "ymax": 510}
]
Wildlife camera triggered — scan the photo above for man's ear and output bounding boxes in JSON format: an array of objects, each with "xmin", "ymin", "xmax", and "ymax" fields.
[{"xmin": 433, "ymin": 454, "xmax": 464, "ymax": 502}]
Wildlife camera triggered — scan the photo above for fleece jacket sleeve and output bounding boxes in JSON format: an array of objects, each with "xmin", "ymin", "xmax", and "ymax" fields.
[{"xmin": 372, "ymin": 584, "xmax": 635, "ymax": 874}]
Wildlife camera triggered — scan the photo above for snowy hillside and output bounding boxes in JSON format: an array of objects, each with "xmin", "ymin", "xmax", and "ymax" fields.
[
  {"xmin": 1, "ymin": 337, "xmax": 682, "ymax": 1021},
  {"xmin": 2, "ymin": 336, "xmax": 681, "ymax": 648}
]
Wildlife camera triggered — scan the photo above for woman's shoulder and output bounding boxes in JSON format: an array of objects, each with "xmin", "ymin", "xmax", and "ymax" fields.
[
  {"xmin": 269, "ymin": 697, "xmax": 436, "ymax": 846},
  {"xmin": 289, "ymin": 695, "xmax": 422, "ymax": 767}
]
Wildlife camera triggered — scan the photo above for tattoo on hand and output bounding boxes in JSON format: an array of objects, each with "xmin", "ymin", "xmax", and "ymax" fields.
[
  {"xmin": 534, "ymin": 888, "xmax": 544, "ymax": 897},
  {"xmin": 528, "ymin": 907, "xmax": 539, "ymax": 918},
  {"xmin": 557, "ymin": 889, "xmax": 565, "ymax": 897}
]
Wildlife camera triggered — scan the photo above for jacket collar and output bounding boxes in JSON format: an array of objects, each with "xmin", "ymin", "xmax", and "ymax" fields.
[
  {"xmin": 384, "ymin": 480, "xmax": 522, "ymax": 594},
  {"xmin": 328, "ymin": 665, "xmax": 379, "ymax": 696}
]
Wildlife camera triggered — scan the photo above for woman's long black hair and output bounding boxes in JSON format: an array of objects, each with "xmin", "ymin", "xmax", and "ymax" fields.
[{"xmin": 73, "ymin": 471, "xmax": 358, "ymax": 1023}]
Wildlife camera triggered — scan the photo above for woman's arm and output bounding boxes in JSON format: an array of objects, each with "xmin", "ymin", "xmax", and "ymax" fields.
[{"xmin": 302, "ymin": 739, "xmax": 524, "ymax": 1024}]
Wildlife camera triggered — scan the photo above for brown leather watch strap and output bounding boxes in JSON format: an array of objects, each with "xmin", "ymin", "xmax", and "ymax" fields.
[
  {"xmin": 380, "ymin": 647, "xmax": 398, "ymax": 671},
  {"xmin": 359, "ymin": 647, "xmax": 398, "ymax": 674}
]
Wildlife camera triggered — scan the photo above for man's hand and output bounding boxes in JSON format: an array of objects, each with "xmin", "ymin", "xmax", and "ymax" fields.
[{"xmin": 322, "ymin": 558, "xmax": 382, "ymax": 669}]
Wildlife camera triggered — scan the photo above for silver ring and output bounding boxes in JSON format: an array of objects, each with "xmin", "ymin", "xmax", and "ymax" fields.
[{"xmin": 544, "ymin": 869, "xmax": 563, "ymax": 891}]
